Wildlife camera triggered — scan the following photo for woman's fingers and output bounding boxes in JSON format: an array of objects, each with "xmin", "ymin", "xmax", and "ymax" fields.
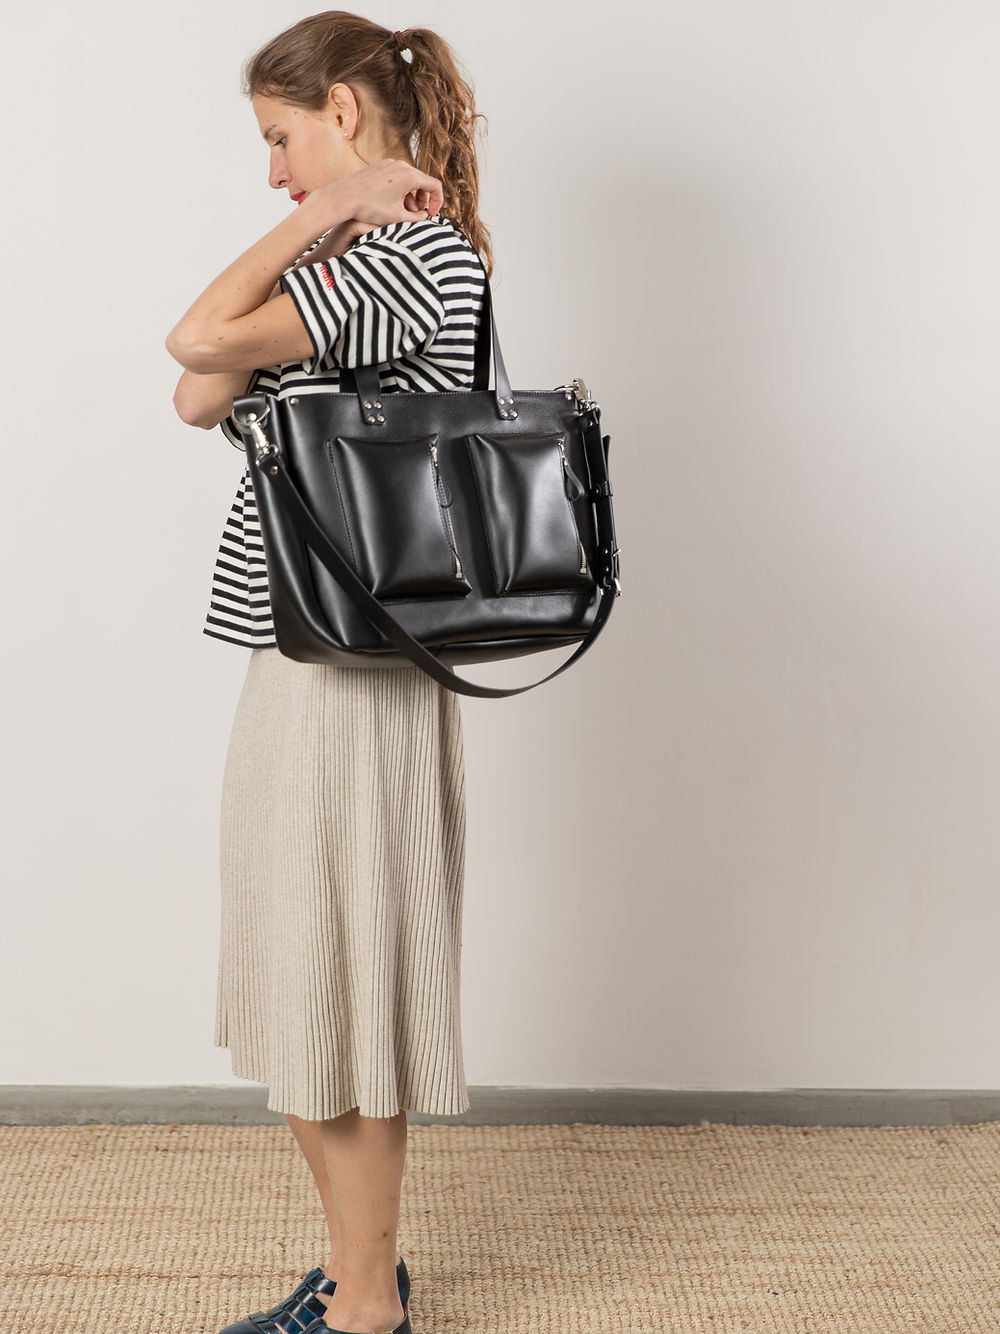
[
  {"xmin": 363, "ymin": 159, "xmax": 443, "ymax": 220},
  {"xmin": 405, "ymin": 184, "xmax": 437, "ymax": 216}
]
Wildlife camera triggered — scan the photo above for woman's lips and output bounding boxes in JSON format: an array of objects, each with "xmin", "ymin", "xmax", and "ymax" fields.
[{"xmin": 291, "ymin": 191, "xmax": 306, "ymax": 205}]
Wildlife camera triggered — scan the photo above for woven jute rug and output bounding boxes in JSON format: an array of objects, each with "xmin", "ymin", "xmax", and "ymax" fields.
[{"xmin": 2, "ymin": 1120, "xmax": 999, "ymax": 1333}]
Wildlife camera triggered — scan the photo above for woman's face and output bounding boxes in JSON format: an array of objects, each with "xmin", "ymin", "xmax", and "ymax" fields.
[{"xmin": 253, "ymin": 92, "xmax": 353, "ymax": 205}]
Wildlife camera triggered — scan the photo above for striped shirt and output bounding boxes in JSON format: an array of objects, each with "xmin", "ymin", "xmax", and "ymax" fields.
[{"xmin": 203, "ymin": 213, "xmax": 487, "ymax": 648}]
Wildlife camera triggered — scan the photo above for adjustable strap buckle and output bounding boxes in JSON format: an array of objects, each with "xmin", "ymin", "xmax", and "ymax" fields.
[{"xmin": 598, "ymin": 545, "xmax": 623, "ymax": 596}]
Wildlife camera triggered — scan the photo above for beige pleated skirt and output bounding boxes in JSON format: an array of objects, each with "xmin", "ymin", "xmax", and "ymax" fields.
[{"xmin": 213, "ymin": 645, "xmax": 470, "ymax": 1121}]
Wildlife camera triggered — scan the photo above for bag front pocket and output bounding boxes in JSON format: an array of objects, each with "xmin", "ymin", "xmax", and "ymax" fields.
[
  {"xmin": 466, "ymin": 432, "xmax": 593, "ymax": 595},
  {"xmin": 326, "ymin": 434, "xmax": 472, "ymax": 599}
]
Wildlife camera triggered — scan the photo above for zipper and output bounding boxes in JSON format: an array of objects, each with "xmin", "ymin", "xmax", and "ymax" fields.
[
  {"xmin": 429, "ymin": 442, "xmax": 465, "ymax": 579},
  {"xmin": 557, "ymin": 439, "xmax": 589, "ymax": 575}
]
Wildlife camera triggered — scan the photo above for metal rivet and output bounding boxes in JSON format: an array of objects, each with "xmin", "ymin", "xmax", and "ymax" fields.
[
  {"xmin": 510, "ymin": 409, "xmax": 518, "ymax": 418},
  {"xmin": 373, "ymin": 400, "xmax": 382, "ymax": 409},
  {"xmin": 247, "ymin": 412, "xmax": 257, "ymax": 422},
  {"xmin": 364, "ymin": 400, "xmax": 372, "ymax": 409},
  {"xmin": 376, "ymin": 414, "xmax": 385, "ymax": 423},
  {"xmin": 290, "ymin": 397, "xmax": 298, "ymax": 405},
  {"xmin": 367, "ymin": 415, "xmax": 376, "ymax": 423},
  {"xmin": 500, "ymin": 410, "xmax": 509, "ymax": 418},
  {"xmin": 269, "ymin": 466, "xmax": 278, "ymax": 475}
]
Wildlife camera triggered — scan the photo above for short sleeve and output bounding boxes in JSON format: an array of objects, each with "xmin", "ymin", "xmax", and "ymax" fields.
[
  {"xmin": 279, "ymin": 235, "xmax": 447, "ymax": 376},
  {"xmin": 219, "ymin": 413, "xmax": 246, "ymax": 451}
]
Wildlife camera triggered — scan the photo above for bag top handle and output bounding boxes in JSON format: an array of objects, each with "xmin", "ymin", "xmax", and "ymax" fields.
[{"xmin": 339, "ymin": 238, "xmax": 514, "ymax": 420}]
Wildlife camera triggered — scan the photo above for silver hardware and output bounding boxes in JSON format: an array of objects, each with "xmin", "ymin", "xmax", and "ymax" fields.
[
  {"xmin": 555, "ymin": 379, "xmax": 600, "ymax": 413},
  {"xmin": 376, "ymin": 414, "xmax": 385, "ymax": 423},
  {"xmin": 510, "ymin": 409, "xmax": 518, "ymax": 418},
  {"xmin": 500, "ymin": 410, "xmax": 509, "ymax": 418},
  {"xmin": 373, "ymin": 400, "xmax": 382, "ymax": 408},
  {"xmin": 430, "ymin": 442, "xmax": 464, "ymax": 578},
  {"xmin": 557, "ymin": 438, "xmax": 588, "ymax": 574},
  {"xmin": 599, "ymin": 542, "xmax": 622, "ymax": 595},
  {"xmin": 241, "ymin": 403, "xmax": 278, "ymax": 465},
  {"xmin": 289, "ymin": 397, "xmax": 298, "ymax": 405},
  {"xmin": 364, "ymin": 400, "xmax": 372, "ymax": 409},
  {"xmin": 572, "ymin": 376, "xmax": 599, "ymax": 411}
]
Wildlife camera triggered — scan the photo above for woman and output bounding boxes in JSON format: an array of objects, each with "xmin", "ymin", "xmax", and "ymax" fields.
[{"xmin": 166, "ymin": 13, "xmax": 492, "ymax": 1334}]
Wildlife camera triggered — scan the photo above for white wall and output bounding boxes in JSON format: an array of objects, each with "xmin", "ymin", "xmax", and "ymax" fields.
[{"xmin": 3, "ymin": 0, "xmax": 999, "ymax": 1095}]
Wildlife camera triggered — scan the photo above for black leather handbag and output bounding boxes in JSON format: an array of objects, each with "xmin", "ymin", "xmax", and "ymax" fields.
[{"xmin": 230, "ymin": 261, "xmax": 620, "ymax": 699}]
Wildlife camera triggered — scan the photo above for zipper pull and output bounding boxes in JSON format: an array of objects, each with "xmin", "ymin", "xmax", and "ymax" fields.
[
  {"xmin": 430, "ymin": 442, "xmax": 453, "ymax": 505},
  {"xmin": 429, "ymin": 441, "xmax": 464, "ymax": 578},
  {"xmin": 557, "ymin": 438, "xmax": 587, "ymax": 501},
  {"xmin": 557, "ymin": 439, "xmax": 589, "ymax": 574}
]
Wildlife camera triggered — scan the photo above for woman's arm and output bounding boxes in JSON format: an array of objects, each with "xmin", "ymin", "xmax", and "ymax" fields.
[
  {"xmin": 165, "ymin": 187, "xmax": 342, "ymax": 374},
  {"xmin": 172, "ymin": 368, "xmax": 255, "ymax": 430},
  {"xmin": 165, "ymin": 161, "xmax": 442, "ymax": 376},
  {"xmin": 171, "ymin": 280, "xmax": 285, "ymax": 428}
]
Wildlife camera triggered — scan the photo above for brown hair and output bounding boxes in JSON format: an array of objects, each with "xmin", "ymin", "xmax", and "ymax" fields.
[{"xmin": 243, "ymin": 11, "xmax": 493, "ymax": 278}]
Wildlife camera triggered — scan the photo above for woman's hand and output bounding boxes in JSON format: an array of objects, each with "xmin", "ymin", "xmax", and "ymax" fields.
[
  {"xmin": 291, "ymin": 163, "xmax": 443, "ymax": 267},
  {"xmin": 306, "ymin": 159, "xmax": 443, "ymax": 236}
]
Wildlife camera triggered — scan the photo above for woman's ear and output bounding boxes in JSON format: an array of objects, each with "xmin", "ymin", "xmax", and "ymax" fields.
[{"xmin": 326, "ymin": 81, "xmax": 360, "ymax": 136}]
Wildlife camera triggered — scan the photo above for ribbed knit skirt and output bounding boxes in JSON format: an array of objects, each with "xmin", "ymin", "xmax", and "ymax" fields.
[{"xmin": 213, "ymin": 645, "xmax": 470, "ymax": 1121}]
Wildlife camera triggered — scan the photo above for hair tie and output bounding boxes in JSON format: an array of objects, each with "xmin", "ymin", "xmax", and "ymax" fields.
[{"xmin": 392, "ymin": 29, "xmax": 414, "ymax": 63}]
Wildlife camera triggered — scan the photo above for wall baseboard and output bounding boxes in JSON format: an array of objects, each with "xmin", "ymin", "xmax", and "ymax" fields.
[{"xmin": 2, "ymin": 1085, "xmax": 999, "ymax": 1126}]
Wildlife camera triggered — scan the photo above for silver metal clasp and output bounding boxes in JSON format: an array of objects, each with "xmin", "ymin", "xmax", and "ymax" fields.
[
  {"xmin": 242, "ymin": 406, "xmax": 278, "ymax": 465},
  {"xmin": 555, "ymin": 377, "xmax": 600, "ymax": 413}
]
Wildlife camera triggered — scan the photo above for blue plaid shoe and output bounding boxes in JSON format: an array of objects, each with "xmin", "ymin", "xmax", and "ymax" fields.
[
  {"xmin": 299, "ymin": 1318, "xmax": 410, "ymax": 1334},
  {"xmin": 218, "ymin": 1258, "xmax": 411, "ymax": 1334}
]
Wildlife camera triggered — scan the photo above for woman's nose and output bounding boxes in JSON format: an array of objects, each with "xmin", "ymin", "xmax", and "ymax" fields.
[{"xmin": 269, "ymin": 151, "xmax": 290, "ymax": 191}]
